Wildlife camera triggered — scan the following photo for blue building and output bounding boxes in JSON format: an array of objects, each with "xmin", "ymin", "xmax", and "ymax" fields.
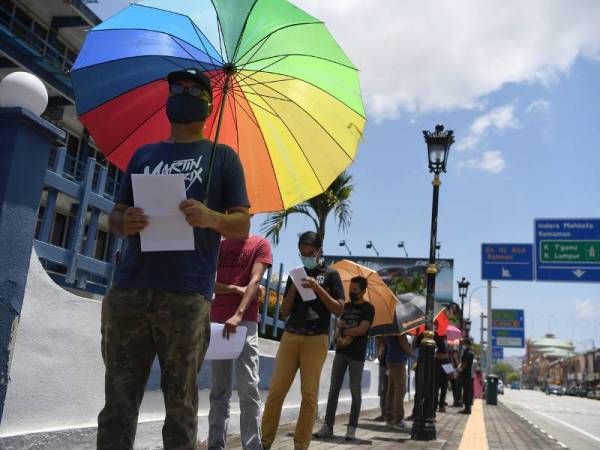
[{"xmin": 1, "ymin": 0, "xmax": 121, "ymax": 295}]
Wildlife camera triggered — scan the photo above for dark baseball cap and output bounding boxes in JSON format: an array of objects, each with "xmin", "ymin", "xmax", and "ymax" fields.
[{"xmin": 167, "ymin": 68, "xmax": 212, "ymax": 98}]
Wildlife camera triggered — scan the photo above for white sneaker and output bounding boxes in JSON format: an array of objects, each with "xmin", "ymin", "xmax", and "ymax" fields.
[
  {"xmin": 314, "ymin": 423, "xmax": 333, "ymax": 438},
  {"xmin": 345, "ymin": 426, "xmax": 357, "ymax": 440}
]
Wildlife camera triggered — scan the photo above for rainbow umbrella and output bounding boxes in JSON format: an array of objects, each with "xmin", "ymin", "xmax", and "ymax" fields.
[{"xmin": 71, "ymin": 0, "xmax": 366, "ymax": 213}]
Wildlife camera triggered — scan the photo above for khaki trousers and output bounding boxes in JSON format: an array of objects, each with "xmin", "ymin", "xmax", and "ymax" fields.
[{"xmin": 261, "ymin": 332, "xmax": 329, "ymax": 450}]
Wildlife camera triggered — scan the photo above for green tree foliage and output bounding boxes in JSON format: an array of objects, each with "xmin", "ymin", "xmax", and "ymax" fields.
[
  {"xmin": 507, "ymin": 372, "xmax": 521, "ymax": 383},
  {"xmin": 493, "ymin": 362, "xmax": 514, "ymax": 382},
  {"xmin": 261, "ymin": 172, "xmax": 353, "ymax": 246}
]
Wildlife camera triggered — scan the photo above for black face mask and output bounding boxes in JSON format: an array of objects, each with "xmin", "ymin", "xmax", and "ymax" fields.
[
  {"xmin": 350, "ymin": 292, "xmax": 361, "ymax": 302},
  {"xmin": 166, "ymin": 94, "xmax": 210, "ymax": 124}
]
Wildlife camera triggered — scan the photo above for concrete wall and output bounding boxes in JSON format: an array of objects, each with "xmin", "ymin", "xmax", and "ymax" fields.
[{"xmin": 0, "ymin": 251, "xmax": 380, "ymax": 449}]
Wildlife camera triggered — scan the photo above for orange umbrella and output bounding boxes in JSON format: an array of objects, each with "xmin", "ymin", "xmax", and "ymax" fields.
[{"xmin": 331, "ymin": 259, "xmax": 398, "ymax": 335}]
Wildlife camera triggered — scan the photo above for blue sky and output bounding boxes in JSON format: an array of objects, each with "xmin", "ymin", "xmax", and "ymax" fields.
[{"xmin": 92, "ymin": 1, "xmax": 600, "ymax": 355}]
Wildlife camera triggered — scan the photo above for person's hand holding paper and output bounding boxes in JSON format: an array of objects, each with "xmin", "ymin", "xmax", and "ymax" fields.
[
  {"xmin": 289, "ymin": 266, "xmax": 317, "ymax": 301},
  {"xmin": 122, "ymin": 207, "xmax": 149, "ymax": 236},
  {"xmin": 180, "ymin": 198, "xmax": 216, "ymax": 228},
  {"xmin": 131, "ymin": 174, "xmax": 195, "ymax": 252}
]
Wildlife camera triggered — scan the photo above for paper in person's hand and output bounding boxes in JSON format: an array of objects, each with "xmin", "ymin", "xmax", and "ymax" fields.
[
  {"xmin": 442, "ymin": 363, "xmax": 455, "ymax": 375},
  {"xmin": 131, "ymin": 174, "xmax": 195, "ymax": 252},
  {"xmin": 289, "ymin": 266, "xmax": 317, "ymax": 301},
  {"xmin": 204, "ymin": 323, "xmax": 247, "ymax": 360}
]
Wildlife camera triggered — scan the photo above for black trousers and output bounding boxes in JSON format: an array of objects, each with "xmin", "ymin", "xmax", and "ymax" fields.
[
  {"xmin": 461, "ymin": 374, "xmax": 473, "ymax": 412},
  {"xmin": 434, "ymin": 363, "xmax": 448, "ymax": 411},
  {"xmin": 451, "ymin": 377, "xmax": 462, "ymax": 405}
]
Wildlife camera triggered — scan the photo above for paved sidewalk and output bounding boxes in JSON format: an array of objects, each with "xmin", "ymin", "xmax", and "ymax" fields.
[
  {"xmin": 209, "ymin": 399, "xmax": 573, "ymax": 450},
  {"xmin": 218, "ymin": 403, "xmax": 469, "ymax": 450}
]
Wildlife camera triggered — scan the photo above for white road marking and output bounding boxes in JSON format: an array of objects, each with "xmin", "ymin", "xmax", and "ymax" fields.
[{"xmin": 511, "ymin": 401, "xmax": 600, "ymax": 445}]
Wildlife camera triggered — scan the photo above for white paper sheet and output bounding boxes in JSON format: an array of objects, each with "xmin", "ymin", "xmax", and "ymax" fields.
[
  {"xmin": 131, "ymin": 174, "xmax": 195, "ymax": 252},
  {"xmin": 442, "ymin": 363, "xmax": 455, "ymax": 375},
  {"xmin": 289, "ymin": 266, "xmax": 317, "ymax": 301},
  {"xmin": 204, "ymin": 323, "xmax": 248, "ymax": 360}
]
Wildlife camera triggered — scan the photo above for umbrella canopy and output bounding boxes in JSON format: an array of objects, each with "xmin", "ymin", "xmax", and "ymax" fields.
[
  {"xmin": 71, "ymin": 0, "xmax": 366, "ymax": 213},
  {"xmin": 330, "ymin": 260, "xmax": 398, "ymax": 336},
  {"xmin": 446, "ymin": 324, "xmax": 462, "ymax": 344},
  {"xmin": 395, "ymin": 293, "xmax": 448, "ymax": 336}
]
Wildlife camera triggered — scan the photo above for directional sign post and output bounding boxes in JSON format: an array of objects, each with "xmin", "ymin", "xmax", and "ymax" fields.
[
  {"xmin": 482, "ymin": 243, "xmax": 534, "ymax": 281},
  {"xmin": 491, "ymin": 309, "xmax": 525, "ymax": 348},
  {"xmin": 491, "ymin": 329, "xmax": 525, "ymax": 348},
  {"xmin": 492, "ymin": 309, "xmax": 524, "ymax": 329},
  {"xmin": 535, "ymin": 219, "xmax": 600, "ymax": 282},
  {"xmin": 492, "ymin": 347, "xmax": 504, "ymax": 361}
]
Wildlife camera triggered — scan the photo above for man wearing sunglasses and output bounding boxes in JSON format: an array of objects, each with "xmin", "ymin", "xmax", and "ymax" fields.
[{"xmin": 98, "ymin": 68, "xmax": 250, "ymax": 450}]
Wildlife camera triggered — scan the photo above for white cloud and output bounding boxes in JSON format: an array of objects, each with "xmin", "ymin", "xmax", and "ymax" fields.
[
  {"xmin": 457, "ymin": 150, "xmax": 507, "ymax": 173},
  {"xmin": 527, "ymin": 99, "xmax": 552, "ymax": 115},
  {"xmin": 294, "ymin": 0, "xmax": 600, "ymax": 121},
  {"xmin": 574, "ymin": 298, "xmax": 600, "ymax": 321},
  {"xmin": 458, "ymin": 105, "xmax": 520, "ymax": 150},
  {"xmin": 469, "ymin": 296, "xmax": 484, "ymax": 322}
]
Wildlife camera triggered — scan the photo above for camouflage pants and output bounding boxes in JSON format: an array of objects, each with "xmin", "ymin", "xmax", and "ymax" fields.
[{"xmin": 97, "ymin": 288, "xmax": 211, "ymax": 450}]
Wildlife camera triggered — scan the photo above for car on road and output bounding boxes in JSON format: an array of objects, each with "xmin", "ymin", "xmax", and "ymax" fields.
[
  {"xmin": 565, "ymin": 385, "xmax": 579, "ymax": 396},
  {"xmin": 498, "ymin": 379, "xmax": 505, "ymax": 395},
  {"xmin": 546, "ymin": 384, "xmax": 563, "ymax": 395},
  {"xmin": 510, "ymin": 382, "xmax": 521, "ymax": 390},
  {"xmin": 586, "ymin": 389, "xmax": 600, "ymax": 400},
  {"xmin": 580, "ymin": 387, "xmax": 592, "ymax": 398},
  {"xmin": 566, "ymin": 385, "xmax": 588, "ymax": 397}
]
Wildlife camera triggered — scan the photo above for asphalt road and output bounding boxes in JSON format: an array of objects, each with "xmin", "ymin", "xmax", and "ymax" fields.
[{"xmin": 500, "ymin": 388, "xmax": 600, "ymax": 450}]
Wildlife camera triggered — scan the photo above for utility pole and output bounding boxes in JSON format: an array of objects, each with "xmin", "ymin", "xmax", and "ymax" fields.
[
  {"xmin": 486, "ymin": 280, "xmax": 493, "ymax": 376},
  {"xmin": 480, "ymin": 312, "xmax": 487, "ymax": 368},
  {"xmin": 480, "ymin": 312, "xmax": 486, "ymax": 349}
]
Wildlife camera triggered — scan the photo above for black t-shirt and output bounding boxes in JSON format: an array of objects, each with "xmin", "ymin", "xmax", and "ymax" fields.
[
  {"xmin": 337, "ymin": 301, "xmax": 375, "ymax": 362},
  {"xmin": 284, "ymin": 264, "xmax": 345, "ymax": 336},
  {"xmin": 461, "ymin": 348, "xmax": 475, "ymax": 378},
  {"xmin": 113, "ymin": 141, "xmax": 249, "ymax": 298}
]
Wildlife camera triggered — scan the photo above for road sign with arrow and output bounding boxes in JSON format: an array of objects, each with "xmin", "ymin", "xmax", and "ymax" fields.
[{"xmin": 535, "ymin": 219, "xmax": 600, "ymax": 282}]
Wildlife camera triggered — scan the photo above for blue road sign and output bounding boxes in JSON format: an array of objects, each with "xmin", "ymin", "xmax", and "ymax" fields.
[
  {"xmin": 482, "ymin": 243, "xmax": 534, "ymax": 281},
  {"xmin": 491, "ymin": 309, "xmax": 524, "ymax": 329},
  {"xmin": 535, "ymin": 219, "xmax": 600, "ymax": 283},
  {"xmin": 492, "ymin": 347, "xmax": 504, "ymax": 360},
  {"xmin": 491, "ymin": 329, "xmax": 525, "ymax": 348}
]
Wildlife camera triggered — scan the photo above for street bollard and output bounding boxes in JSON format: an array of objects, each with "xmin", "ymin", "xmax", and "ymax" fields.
[{"xmin": 486, "ymin": 374, "xmax": 499, "ymax": 405}]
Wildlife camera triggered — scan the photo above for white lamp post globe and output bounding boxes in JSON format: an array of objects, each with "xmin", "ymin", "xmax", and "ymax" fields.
[{"xmin": 0, "ymin": 71, "xmax": 48, "ymax": 116}]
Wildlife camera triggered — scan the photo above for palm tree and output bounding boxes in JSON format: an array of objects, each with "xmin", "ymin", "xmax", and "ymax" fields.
[{"xmin": 261, "ymin": 171, "xmax": 354, "ymax": 246}]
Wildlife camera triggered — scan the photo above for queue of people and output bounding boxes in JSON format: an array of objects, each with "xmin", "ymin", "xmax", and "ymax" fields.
[{"xmin": 98, "ymin": 66, "xmax": 479, "ymax": 450}]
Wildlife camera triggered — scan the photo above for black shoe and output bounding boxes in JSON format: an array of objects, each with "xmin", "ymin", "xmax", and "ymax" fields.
[
  {"xmin": 405, "ymin": 415, "xmax": 415, "ymax": 421},
  {"xmin": 438, "ymin": 407, "xmax": 446, "ymax": 413},
  {"xmin": 459, "ymin": 409, "xmax": 471, "ymax": 414},
  {"xmin": 373, "ymin": 415, "xmax": 386, "ymax": 422}
]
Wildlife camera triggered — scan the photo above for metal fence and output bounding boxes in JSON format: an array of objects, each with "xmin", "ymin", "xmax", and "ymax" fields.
[{"xmin": 35, "ymin": 146, "xmax": 122, "ymax": 293}]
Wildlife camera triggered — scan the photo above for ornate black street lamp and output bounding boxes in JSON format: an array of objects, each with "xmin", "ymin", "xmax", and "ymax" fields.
[
  {"xmin": 457, "ymin": 277, "xmax": 470, "ymax": 337},
  {"xmin": 412, "ymin": 124, "xmax": 454, "ymax": 441}
]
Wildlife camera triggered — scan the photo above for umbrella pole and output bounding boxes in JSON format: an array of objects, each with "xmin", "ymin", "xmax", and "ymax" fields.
[{"xmin": 203, "ymin": 69, "xmax": 233, "ymax": 204}]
